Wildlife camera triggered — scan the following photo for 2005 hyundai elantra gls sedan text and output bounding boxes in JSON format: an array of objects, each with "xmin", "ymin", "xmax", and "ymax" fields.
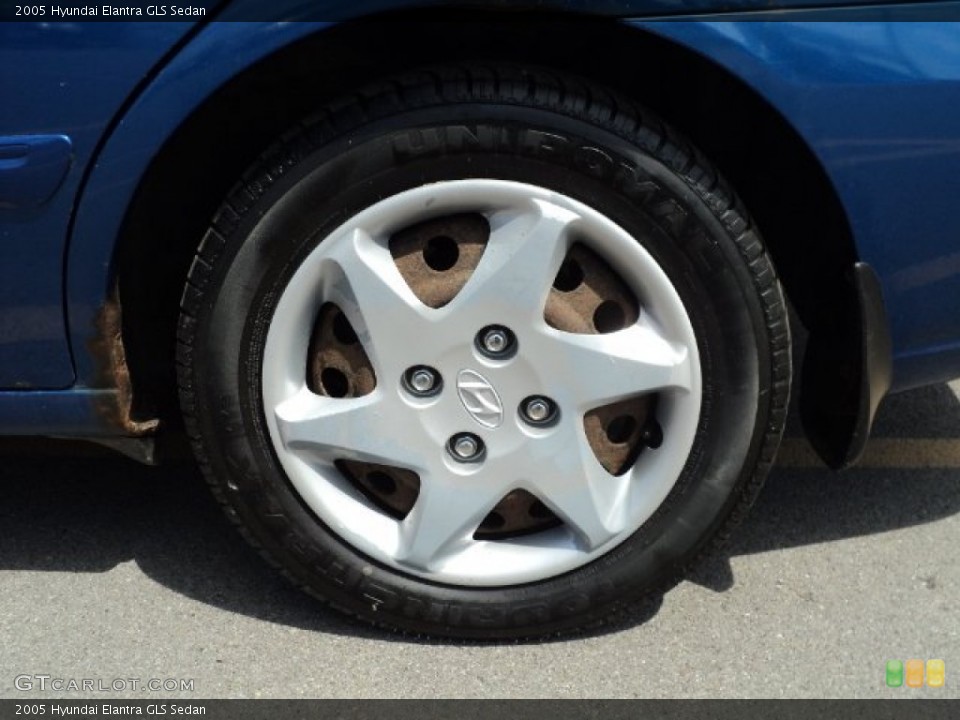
[{"xmin": 3, "ymin": 6, "xmax": 959, "ymax": 638}]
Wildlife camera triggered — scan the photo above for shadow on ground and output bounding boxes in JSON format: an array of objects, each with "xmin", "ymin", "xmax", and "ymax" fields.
[{"xmin": 0, "ymin": 384, "xmax": 958, "ymax": 641}]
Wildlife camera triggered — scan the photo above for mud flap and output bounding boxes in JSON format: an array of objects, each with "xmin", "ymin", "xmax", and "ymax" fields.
[{"xmin": 800, "ymin": 262, "xmax": 892, "ymax": 469}]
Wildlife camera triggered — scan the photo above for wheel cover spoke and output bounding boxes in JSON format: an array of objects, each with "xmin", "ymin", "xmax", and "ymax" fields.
[
  {"xmin": 512, "ymin": 425, "xmax": 628, "ymax": 550},
  {"xmin": 546, "ymin": 318, "xmax": 693, "ymax": 411},
  {"xmin": 397, "ymin": 472, "xmax": 509, "ymax": 570},
  {"xmin": 327, "ymin": 228, "xmax": 434, "ymax": 376},
  {"xmin": 445, "ymin": 200, "xmax": 575, "ymax": 323},
  {"xmin": 275, "ymin": 387, "xmax": 422, "ymax": 470}
]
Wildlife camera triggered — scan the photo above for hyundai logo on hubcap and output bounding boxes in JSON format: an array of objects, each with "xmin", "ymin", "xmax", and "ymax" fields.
[{"xmin": 456, "ymin": 369, "xmax": 504, "ymax": 428}]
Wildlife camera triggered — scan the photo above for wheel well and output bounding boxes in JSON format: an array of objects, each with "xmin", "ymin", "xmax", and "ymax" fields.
[{"xmin": 115, "ymin": 14, "xmax": 857, "ymax": 428}]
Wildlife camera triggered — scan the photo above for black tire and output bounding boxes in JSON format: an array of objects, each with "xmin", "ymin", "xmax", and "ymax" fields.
[{"xmin": 177, "ymin": 65, "xmax": 790, "ymax": 639}]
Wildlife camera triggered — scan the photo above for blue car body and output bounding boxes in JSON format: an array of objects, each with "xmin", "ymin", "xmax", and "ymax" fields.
[{"xmin": 2, "ymin": 4, "xmax": 960, "ymax": 462}]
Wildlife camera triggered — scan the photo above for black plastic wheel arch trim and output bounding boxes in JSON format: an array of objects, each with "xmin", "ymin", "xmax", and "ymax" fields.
[{"xmin": 800, "ymin": 262, "xmax": 892, "ymax": 470}]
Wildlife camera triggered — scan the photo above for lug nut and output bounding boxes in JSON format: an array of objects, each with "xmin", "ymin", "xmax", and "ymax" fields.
[
  {"xmin": 521, "ymin": 396, "xmax": 558, "ymax": 426},
  {"xmin": 449, "ymin": 433, "xmax": 484, "ymax": 462},
  {"xmin": 454, "ymin": 436, "xmax": 479, "ymax": 458},
  {"xmin": 524, "ymin": 398, "xmax": 551, "ymax": 422},
  {"xmin": 410, "ymin": 369, "xmax": 436, "ymax": 392},
  {"xmin": 483, "ymin": 329, "xmax": 508, "ymax": 353},
  {"xmin": 403, "ymin": 366, "xmax": 441, "ymax": 396},
  {"xmin": 477, "ymin": 325, "xmax": 516, "ymax": 358}
]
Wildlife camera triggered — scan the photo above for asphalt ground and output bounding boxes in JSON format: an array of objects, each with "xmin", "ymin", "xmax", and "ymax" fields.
[{"xmin": 0, "ymin": 382, "xmax": 958, "ymax": 699}]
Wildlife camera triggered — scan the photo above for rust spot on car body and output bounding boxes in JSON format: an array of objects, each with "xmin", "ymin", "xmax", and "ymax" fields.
[{"xmin": 90, "ymin": 294, "xmax": 160, "ymax": 436}]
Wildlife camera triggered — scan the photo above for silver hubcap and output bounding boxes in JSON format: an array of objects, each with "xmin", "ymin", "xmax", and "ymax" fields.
[{"xmin": 262, "ymin": 180, "xmax": 702, "ymax": 586}]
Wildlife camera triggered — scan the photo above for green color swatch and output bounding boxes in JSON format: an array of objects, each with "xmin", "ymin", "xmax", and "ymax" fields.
[{"xmin": 886, "ymin": 660, "xmax": 904, "ymax": 687}]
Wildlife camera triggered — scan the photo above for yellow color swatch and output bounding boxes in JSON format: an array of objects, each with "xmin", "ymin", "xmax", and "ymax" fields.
[{"xmin": 927, "ymin": 660, "xmax": 945, "ymax": 688}]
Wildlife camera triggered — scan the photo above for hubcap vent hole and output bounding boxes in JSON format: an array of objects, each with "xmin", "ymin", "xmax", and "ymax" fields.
[
  {"xmin": 390, "ymin": 214, "xmax": 490, "ymax": 308},
  {"xmin": 320, "ymin": 368, "xmax": 349, "ymax": 398},
  {"xmin": 336, "ymin": 460, "xmax": 421, "ymax": 520},
  {"xmin": 422, "ymin": 235, "xmax": 459, "ymax": 271},
  {"xmin": 585, "ymin": 396, "xmax": 658, "ymax": 476},
  {"xmin": 479, "ymin": 512, "xmax": 505, "ymax": 531},
  {"xmin": 366, "ymin": 471, "xmax": 397, "ymax": 495},
  {"xmin": 529, "ymin": 500, "xmax": 553, "ymax": 519},
  {"xmin": 306, "ymin": 303, "xmax": 376, "ymax": 398},
  {"xmin": 553, "ymin": 258, "xmax": 585, "ymax": 292},
  {"xmin": 593, "ymin": 300, "xmax": 627, "ymax": 334},
  {"xmin": 545, "ymin": 243, "xmax": 638, "ymax": 334},
  {"xmin": 606, "ymin": 415, "xmax": 637, "ymax": 444},
  {"xmin": 332, "ymin": 311, "xmax": 359, "ymax": 344},
  {"xmin": 474, "ymin": 490, "xmax": 561, "ymax": 539}
]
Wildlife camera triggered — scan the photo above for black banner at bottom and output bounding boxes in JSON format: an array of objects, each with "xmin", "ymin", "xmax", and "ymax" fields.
[{"xmin": 1, "ymin": 700, "xmax": 959, "ymax": 720}]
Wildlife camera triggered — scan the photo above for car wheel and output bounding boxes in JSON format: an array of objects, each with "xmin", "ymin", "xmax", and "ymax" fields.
[{"xmin": 177, "ymin": 66, "xmax": 790, "ymax": 638}]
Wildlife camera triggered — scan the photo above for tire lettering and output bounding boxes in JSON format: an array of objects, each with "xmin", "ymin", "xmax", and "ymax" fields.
[
  {"xmin": 392, "ymin": 128, "xmax": 442, "ymax": 160},
  {"xmin": 444, "ymin": 125, "xmax": 498, "ymax": 151},
  {"xmin": 400, "ymin": 596, "xmax": 449, "ymax": 623},
  {"xmin": 613, "ymin": 161, "xmax": 658, "ymax": 203},
  {"xmin": 648, "ymin": 197, "xmax": 691, "ymax": 237},
  {"xmin": 224, "ymin": 450, "xmax": 263, "ymax": 490},
  {"xmin": 507, "ymin": 603, "xmax": 551, "ymax": 626},
  {"xmin": 359, "ymin": 581, "xmax": 400, "ymax": 610},
  {"xmin": 557, "ymin": 593, "xmax": 592, "ymax": 616},
  {"xmin": 573, "ymin": 145, "xmax": 614, "ymax": 179},
  {"xmin": 464, "ymin": 606, "xmax": 507, "ymax": 626},
  {"xmin": 519, "ymin": 129, "xmax": 570, "ymax": 160}
]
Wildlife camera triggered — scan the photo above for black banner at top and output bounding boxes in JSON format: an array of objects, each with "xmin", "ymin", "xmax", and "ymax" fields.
[{"xmin": 1, "ymin": 0, "xmax": 960, "ymax": 22}]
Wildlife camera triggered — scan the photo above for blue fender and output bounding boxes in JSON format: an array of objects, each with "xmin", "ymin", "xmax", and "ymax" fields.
[
  {"xmin": 0, "ymin": 21, "xmax": 198, "ymax": 389},
  {"xmin": 67, "ymin": 19, "xmax": 330, "ymax": 387},
  {"xmin": 65, "ymin": 5, "xmax": 960, "ymax": 404}
]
